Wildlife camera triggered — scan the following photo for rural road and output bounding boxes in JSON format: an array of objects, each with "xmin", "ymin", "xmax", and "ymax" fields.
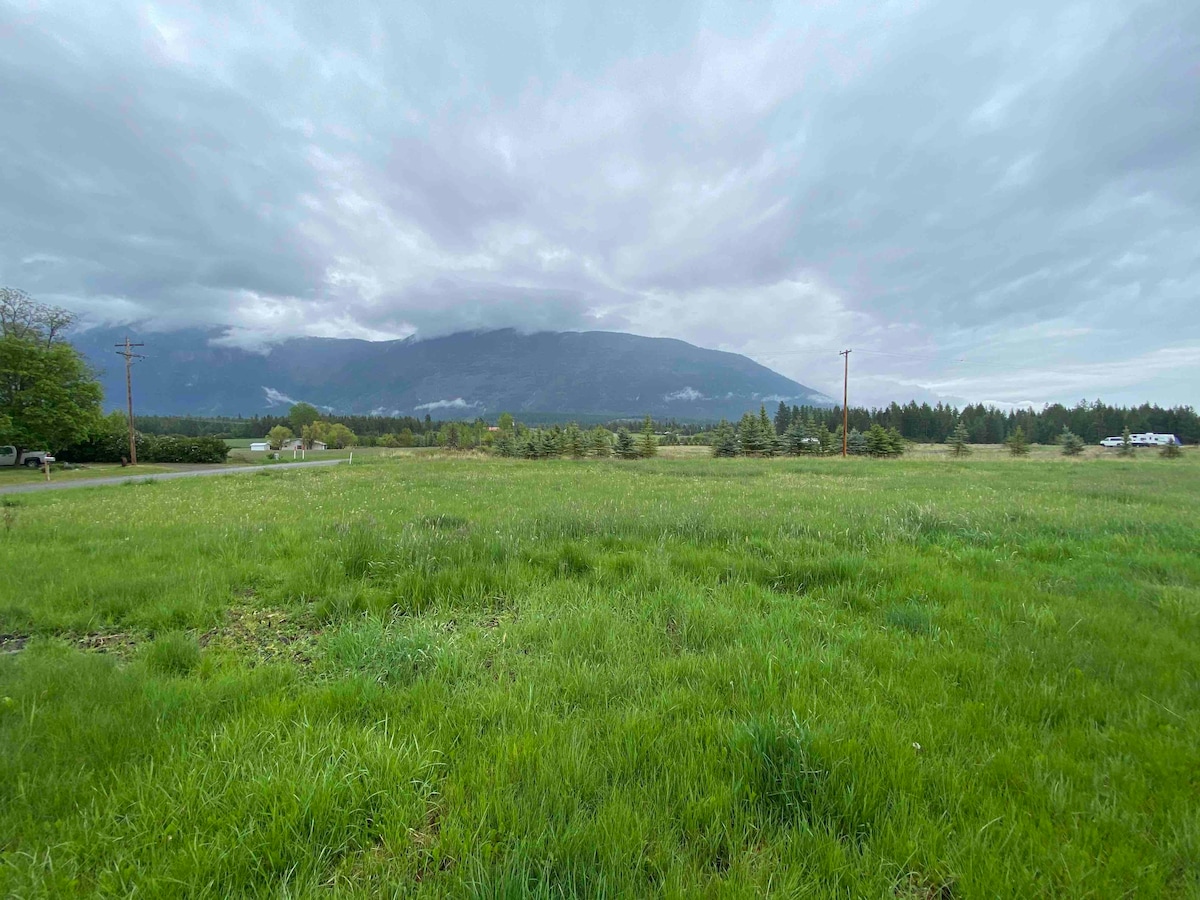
[{"xmin": 0, "ymin": 459, "xmax": 347, "ymax": 495}]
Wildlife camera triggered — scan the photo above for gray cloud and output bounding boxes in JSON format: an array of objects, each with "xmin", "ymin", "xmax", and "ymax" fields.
[{"xmin": 1, "ymin": 0, "xmax": 1197, "ymax": 407}]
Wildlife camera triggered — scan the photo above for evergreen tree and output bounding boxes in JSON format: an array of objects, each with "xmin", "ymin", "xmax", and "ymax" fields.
[
  {"xmin": 1118, "ymin": 426, "xmax": 1135, "ymax": 457},
  {"xmin": 738, "ymin": 412, "xmax": 767, "ymax": 455},
  {"xmin": 783, "ymin": 422, "xmax": 807, "ymax": 456},
  {"xmin": 614, "ymin": 428, "xmax": 638, "ymax": 459},
  {"xmin": 815, "ymin": 422, "xmax": 834, "ymax": 455},
  {"xmin": 1005, "ymin": 426, "xmax": 1030, "ymax": 456},
  {"xmin": 589, "ymin": 427, "xmax": 612, "ymax": 457},
  {"xmin": 773, "ymin": 401, "xmax": 791, "ymax": 435},
  {"xmin": 947, "ymin": 421, "xmax": 971, "ymax": 456},
  {"xmin": 639, "ymin": 415, "xmax": 658, "ymax": 458},
  {"xmin": 564, "ymin": 423, "xmax": 586, "ymax": 458},
  {"xmin": 758, "ymin": 405, "xmax": 775, "ymax": 454},
  {"xmin": 847, "ymin": 428, "xmax": 867, "ymax": 455},
  {"xmin": 1058, "ymin": 426, "xmax": 1085, "ymax": 456},
  {"xmin": 493, "ymin": 430, "xmax": 516, "ymax": 457},
  {"xmin": 1160, "ymin": 441, "xmax": 1181, "ymax": 459},
  {"xmin": 711, "ymin": 420, "xmax": 739, "ymax": 457}
]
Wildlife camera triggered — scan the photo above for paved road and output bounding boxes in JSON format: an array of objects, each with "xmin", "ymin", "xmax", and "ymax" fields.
[{"xmin": 0, "ymin": 459, "xmax": 347, "ymax": 495}]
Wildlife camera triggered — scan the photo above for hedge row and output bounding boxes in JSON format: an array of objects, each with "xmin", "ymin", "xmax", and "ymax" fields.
[{"xmin": 62, "ymin": 433, "xmax": 229, "ymax": 464}]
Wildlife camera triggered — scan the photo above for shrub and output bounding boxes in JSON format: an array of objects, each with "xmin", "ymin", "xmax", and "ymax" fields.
[{"xmin": 1161, "ymin": 442, "xmax": 1182, "ymax": 459}]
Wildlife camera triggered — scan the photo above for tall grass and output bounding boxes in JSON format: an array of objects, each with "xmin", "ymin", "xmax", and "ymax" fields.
[{"xmin": 1, "ymin": 453, "xmax": 1198, "ymax": 896}]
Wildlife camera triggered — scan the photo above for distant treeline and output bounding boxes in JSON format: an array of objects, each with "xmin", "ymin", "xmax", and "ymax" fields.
[
  {"xmin": 753, "ymin": 400, "xmax": 1198, "ymax": 445},
  {"xmin": 130, "ymin": 399, "xmax": 1198, "ymax": 446}
]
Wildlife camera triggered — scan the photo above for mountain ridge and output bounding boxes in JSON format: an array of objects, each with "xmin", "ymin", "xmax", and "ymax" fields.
[{"xmin": 73, "ymin": 327, "xmax": 833, "ymax": 420}]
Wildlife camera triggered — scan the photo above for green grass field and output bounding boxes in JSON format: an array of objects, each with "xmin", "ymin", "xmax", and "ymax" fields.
[{"xmin": 1, "ymin": 453, "xmax": 1198, "ymax": 897}]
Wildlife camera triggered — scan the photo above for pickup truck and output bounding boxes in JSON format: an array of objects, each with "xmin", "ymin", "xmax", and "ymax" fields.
[{"xmin": 0, "ymin": 446, "xmax": 55, "ymax": 468}]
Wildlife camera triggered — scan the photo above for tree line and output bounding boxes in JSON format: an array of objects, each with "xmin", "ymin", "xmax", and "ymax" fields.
[{"xmin": 757, "ymin": 400, "xmax": 1197, "ymax": 445}]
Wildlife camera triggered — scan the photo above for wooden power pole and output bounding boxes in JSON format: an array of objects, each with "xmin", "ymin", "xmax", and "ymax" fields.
[
  {"xmin": 115, "ymin": 337, "xmax": 145, "ymax": 465},
  {"xmin": 839, "ymin": 349, "xmax": 851, "ymax": 457}
]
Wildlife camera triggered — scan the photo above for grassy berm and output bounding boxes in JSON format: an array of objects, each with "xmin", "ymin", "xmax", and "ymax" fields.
[{"xmin": 1, "ymin": 454, "xmax": 1198, "ymax": 897}]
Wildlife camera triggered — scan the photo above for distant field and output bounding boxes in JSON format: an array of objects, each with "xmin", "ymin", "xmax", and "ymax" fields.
[{"xmin": 1, "ymin": 453, "xmax": 1197, "ymax": 896}]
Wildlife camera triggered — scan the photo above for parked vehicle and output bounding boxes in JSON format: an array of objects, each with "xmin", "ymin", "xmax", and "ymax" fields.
[
  {"xmin": 1100, "ymin": 433, "xmax": 1181, "ymax": 448},
  {"xmin": 0, "ymin": 445, "xmax": 56, "ymax": 467}
]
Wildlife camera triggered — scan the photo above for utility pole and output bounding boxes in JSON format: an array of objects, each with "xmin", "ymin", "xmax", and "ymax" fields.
[
  {"xmin": 115, "ymin": 337, "xmax": 145, "ymax": 465},
  {"xmin": 839, "ymin": 349, "xmax": 851, "ymax": 457}
]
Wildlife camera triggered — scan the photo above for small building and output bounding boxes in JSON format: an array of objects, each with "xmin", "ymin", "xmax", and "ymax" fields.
[
  {"xmin": 282, "ymin": 438, "xmax": 327, "ymax": 451},
  {"xmin": 249, "ymin": 441, "xmax": 270, "ymax": 451}
]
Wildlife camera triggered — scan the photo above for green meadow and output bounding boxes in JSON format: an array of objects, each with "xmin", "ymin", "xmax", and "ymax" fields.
[{"xmin": 1, "ymin": 452, "xmax": 1198, "ymax": 897}]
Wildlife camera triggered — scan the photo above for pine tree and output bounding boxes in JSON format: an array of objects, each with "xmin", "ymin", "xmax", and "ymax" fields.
[
  {"xmin": 493, "ymin": 430, "xmax": 516, "ymax": 457},
  {"xmin": 774, "ymin": 401, "xmax": 791, "ymax": 436},
  {"xmin": 614, "ymin": 428, "xmax": 638, "ymax": 459},
  {"xmin": 564, "ymin": 423, "xmax": 586, "ymax": 458},
  {"xmin": 1005, "ymin": 426, "xmax": 1030, "ymax": 456},
  {"xmin": 947, "ymin": 421, "xmax": 971, "ymax": 457},
  {"xmin": 784, "ymin": 422, "xmax": 806, "ymax": 456},
  {"xmin": 711, "ymin": 420, "xmax": 739, "ymax": 457},
  {"xmin": 1058, "ymin": 426, "xmax": 1085, "ymax": 456},
  {"xmin": 866, "ymin": 423, "xmax": 892, "ymax": 457},
  {"xmin": 847, "ymin": 428, "xmax": 867, "ymax": 455},
  {"xmin": 590, "ymin": 427, "xmax": 612, "ymax": 457},
  {"xmin": 737, "ymin": 412, "xmax": 765, "ymax": 455},
  {"xmin": 758, "ymin": 406, "xmax": 775, "ymax": 454},
  {"xmin": 639, "ymin": 415, "xmax": 658, "ymax": 458},
  {"xmin": 1118, "ymin": 426, "xmax": 1135, "ymax": 457},
  {"xmin": 815, "ymin": 422, "xmax": 834, "ymax": 455},
  {"xmin": 1160, "ymin": 440, "xmax": 1182, "ymax": 459}
]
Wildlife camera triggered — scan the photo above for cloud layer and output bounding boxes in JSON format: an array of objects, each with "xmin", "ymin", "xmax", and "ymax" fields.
[{"xmin": 2, "ymin": 0, "xmax": 1197, "ymax": 407}]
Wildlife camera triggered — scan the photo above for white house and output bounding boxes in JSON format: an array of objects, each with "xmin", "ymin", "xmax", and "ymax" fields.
[{"xmin": 249, "ymin": 441, "xmax": 270, "ymax": 451}]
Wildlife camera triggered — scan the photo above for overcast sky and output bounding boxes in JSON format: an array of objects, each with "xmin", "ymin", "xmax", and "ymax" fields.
[{"xmin": 2, "ymin": 1, "xmax": 1197, "ymax": 408}]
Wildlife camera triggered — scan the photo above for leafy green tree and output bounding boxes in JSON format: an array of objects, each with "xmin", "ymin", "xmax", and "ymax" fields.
[
  {"xmin": 0, "ymin": 293, "xmax": 102, "ymax": 453},
  {"xmin": 947, "ymin": 421, "xmax": 971, "ymax": 456},
  {"xmin": 288, "ymin": 402, "xmax": 320, "ymax": 433},
  {"xmin": 1118, "ymin": 426, "xmax": 1135, "ymax": 458},
  {"xmin": 310, "ymin": 420, "xmax": 357, "ymax": 448},
  {"xmin": 1005, "ymin": 426, "xmax": 1030, "ymax": 456},
  {"xmin": 639, "ymin": 415, "xmax": 658, "ymax": 458},
  {"xmin": 266, "ymin": 425, "xmax": 293, "ymax": 449},
  {"xmin": 497, "ymin": 412, "xmax": 515, "ymax": 433},
  {"xmin": 614, "ymin": 428, "xmax": 638, "ymax": 459},
  {"xmin": 1058, "ymin": 426, "xmax": 1085, "ymax": 456},
  {"xmin": 711, "ymin": 420, "xmax": 739, "ymax": 457}
]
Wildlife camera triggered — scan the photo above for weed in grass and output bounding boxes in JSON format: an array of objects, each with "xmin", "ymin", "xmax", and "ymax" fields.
[
  {"xmin": 885, "ymin": 602, "xmax": 936, "ymax": 636},
  {"xmin": 144, "ymin": 631, "xmax": 201, "ymax": 676}
]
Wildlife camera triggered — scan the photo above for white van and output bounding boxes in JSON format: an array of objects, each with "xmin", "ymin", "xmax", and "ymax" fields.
[{"xmin": 1100, "ymin": 433, "xmax": 1181, "ymax": 448}]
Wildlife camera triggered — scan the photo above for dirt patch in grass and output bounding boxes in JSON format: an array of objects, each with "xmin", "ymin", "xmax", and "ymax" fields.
[
  {"xmin": 200, "ymin": 606, "xmax": 321, "ymax": 666},
  {"xmin": 76, "ymin": 631, "xmax": 142, "ymax": 657},
  {"xmin": 0, "ymin": 633, "xmax": 29, "ymax": 655}
]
